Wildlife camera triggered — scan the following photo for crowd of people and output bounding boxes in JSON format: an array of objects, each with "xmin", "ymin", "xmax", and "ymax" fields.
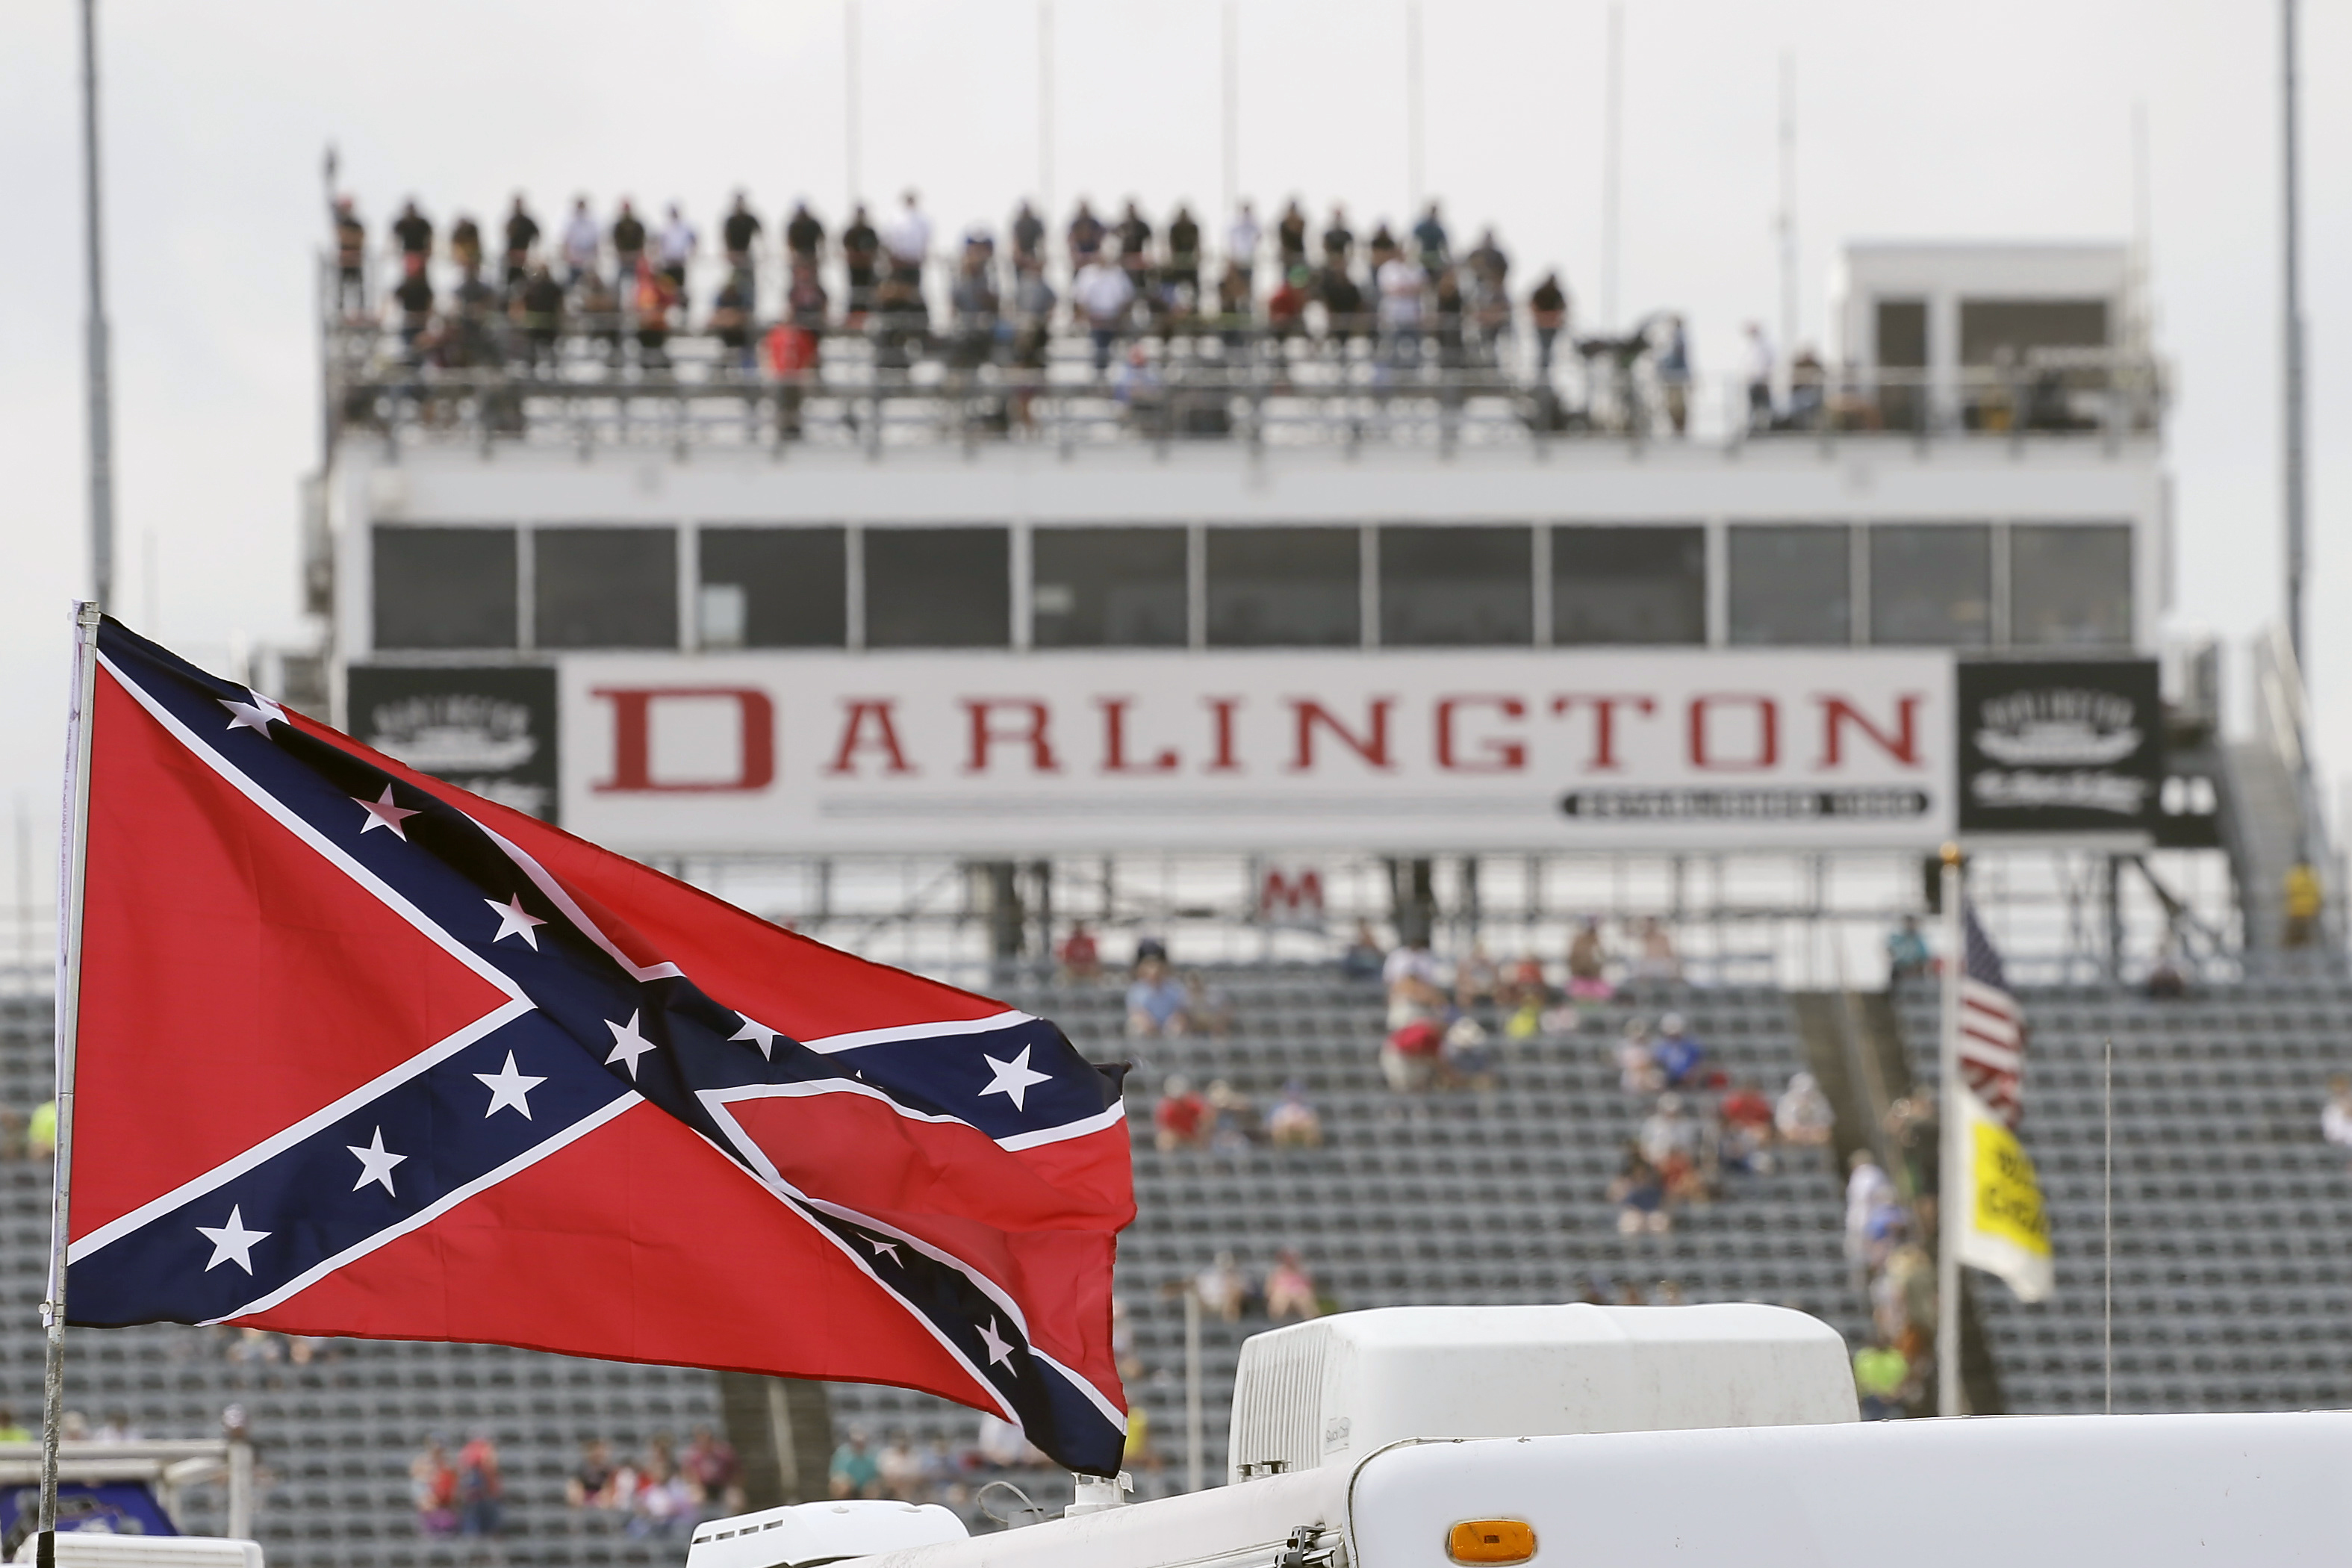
[
  {"xmin": 1842, "ymin": 1095, "xmax": 1944, "ymax": 1419},
  {"xmin": 333, "ymin": 187, "xmax": 1579, "ymax": 397},
  {"xmin": 825, "ymin": 1413, "xmax": 1058, "ymax": 1506},
  {"xmin": 561, "ymin": 1428, "xmax": 741, "ymax": 1538}
]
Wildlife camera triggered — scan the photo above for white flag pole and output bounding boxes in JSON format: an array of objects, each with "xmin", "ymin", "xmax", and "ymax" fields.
[
  {"xmin": 1935, "ymin": 841, "xmax": 1965, "ymax": 1417},
  {"xmin": 41, "ymin": 603, "xmax": 104, "ymax": 1551}
]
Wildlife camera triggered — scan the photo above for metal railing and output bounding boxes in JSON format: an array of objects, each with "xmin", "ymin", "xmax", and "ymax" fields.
[{"xmin": 323, "ymin": 254, "xmax": 2165, "ymax": 456}]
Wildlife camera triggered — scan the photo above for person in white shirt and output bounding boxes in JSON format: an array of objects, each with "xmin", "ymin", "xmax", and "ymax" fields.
[
  {"xmin": 1071, "ymin": 255, "xmax": 1135, "ymax": 373},
  {"xmin": 1844, "ymin": 1149, "xmax": 1895, "ymax": 1277},
  {"xmin": 883, "ymin": 189, "xmax": 931, "ymax": 276},
  {"xmin": 1743, "ymin": 320, "xmax": 1776, "ymax": 430},
  {"xmin": 656, "ymin": 205, "xmax": 696, "ymax": 283},
  {"xmin": 560, "ymin": 198, "xmax": 600, "ymax": 289},
  {"xmin": 1226, "ymin": 200, "xmax": 1261, "ymax": 281},
  {"xmin": 1376, "ymin": 252, "xmax": 1425, "ymax": 371},
  {"xmin": 2323, "ymin": 1076, "xmax": 2352, "ymax": 1163}
]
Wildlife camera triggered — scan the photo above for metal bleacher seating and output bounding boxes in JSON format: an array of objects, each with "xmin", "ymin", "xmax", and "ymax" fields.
[{"xmin": 1893, "ymin": 973, "xmax": 2352, "ymax": 1415}]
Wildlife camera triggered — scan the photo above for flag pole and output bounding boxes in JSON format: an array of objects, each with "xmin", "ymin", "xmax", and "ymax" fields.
[
  {"xmin": 41, "ymin": 603, "xmax": 104, "ymax": 1551},
  {"xmin": 1935, "ymin": 841, "xmax": 1964, "ymax": 1417}
]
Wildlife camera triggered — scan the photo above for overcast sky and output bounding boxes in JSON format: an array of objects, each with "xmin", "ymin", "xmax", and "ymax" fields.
[{"xmin": 1, "ymin": 0, "xmax": 2347, "ymax": 915}]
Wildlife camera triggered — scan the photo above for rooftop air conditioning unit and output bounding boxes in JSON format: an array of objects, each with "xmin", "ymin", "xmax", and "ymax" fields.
[
  {"xmin": 1227, "ymin": 1302, "xmax": 1855, "ymax": 1483},
  {"xmin": 686, "ymin": 1499, "xmax": 965, "ymax": 1568}
]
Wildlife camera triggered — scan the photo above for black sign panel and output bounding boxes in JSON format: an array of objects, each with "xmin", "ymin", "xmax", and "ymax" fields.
[
  {"xmin": 1956, "ymin": 659, "xmax": 2160, "ymax": 836},
  {"xmin": 344, "ymin": 665, "xmax": 559, "ymax": 824}
]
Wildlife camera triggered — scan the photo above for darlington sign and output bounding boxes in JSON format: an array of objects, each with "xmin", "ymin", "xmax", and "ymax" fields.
[{"xmin": 549, "ymin": 650, "xmax": 1956, "ymax": 854}]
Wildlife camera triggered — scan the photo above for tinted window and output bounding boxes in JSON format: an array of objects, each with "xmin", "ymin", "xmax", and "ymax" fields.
[
  {"xmin": 1378, "ymin": 526, "xmax": 1531, "ymax": 646},
  {"xmin": 1206, "ymin": 527, "xmax": 1360, "ymax": 647},
  {"xmin": 1552, "ymin": 526, "xmax": 1705, "ymax": 645},
  {"xmin": 1959, "ymin": 299, "xmax": 2109, "ymax": 365},
  {"xmin": 1033, "ymin": 527, "xmax": 1188, "ymax": 647},
  {"xmin": 1876, "ymin": 299, "xmax": 1927, "ymax": 367},
  {"xmin": 865, "ymin": 526, "xmax": 1010, "ymax": 647},
  {"xmin": 2012, "ymin": 523, "xmax": 2132, "ymax": 647},
  {"xmin": 373, "ymin": 526, "xmax": 517, "ymax": 650},
  {"xmin": 1729, "ymin": 525, "xmax": 1850, "ymax": 646},
  {"xmin": 699, "ymin": 527, "xmax": 846, "ymax": 648},
  {"xmin": 535, "ymin": 527, "xmax": 679, "ymax": 649},
  {"xmin": 1870, "ymin": 524, "xmax": 1991, "ymax": 646}
]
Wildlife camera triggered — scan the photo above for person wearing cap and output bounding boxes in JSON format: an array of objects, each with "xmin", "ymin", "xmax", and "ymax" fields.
[{"xmin": 1652, "ymin": 1012, "xmax": 1708, "ymax": 1089}]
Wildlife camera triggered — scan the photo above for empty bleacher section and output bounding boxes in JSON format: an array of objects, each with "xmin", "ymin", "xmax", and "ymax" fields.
[{"xmin": 1891, "ymin": 976, "xmax": 2352, "ymax": 1413}]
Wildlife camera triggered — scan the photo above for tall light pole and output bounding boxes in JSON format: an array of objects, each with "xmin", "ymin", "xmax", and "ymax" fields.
[
  {"xmin": 844, "ymin": 0, "xmax": 862, "ymax": 214},
  {"xmin": 1039, "ymin": 0, "xmax": 1054, "ymax": 218},
  {"xmin": 1220, "ymin": 0, "xmax": 1237, "ymax": 223},
  {"xmin": 1600, "ymin": 3, "xmax": 1623, "ymax": 330},
  {"xmin": 1405, "ymin": 1, "xmax": 1425, "ymax": 217},
  {"xmin": 2281, "ymin": 0, "xmax": 2309, "ymax": 677},
  {"xmin": 80, "ymin": 0, "xmax": 116, "ymax": 614}
]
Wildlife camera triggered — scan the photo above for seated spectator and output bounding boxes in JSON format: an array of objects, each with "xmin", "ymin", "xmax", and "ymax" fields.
[
  {"xmin": 1629, "ymin": 916, "xmax": 1680, "ymax": 984},
  {"xmin": 919, "ymin": 1437, "xmax": 962, "ymax": 1504},
  {"xmin": 2323, "ymin": 1076, "xmax": 2352, "ymax": 1162},
  {"xmin": 974, "ymin": 1414, "xmax": 1035, "ymax": 1470},
  {"xmin": 1776, "ymin": 1071, "xmax": 1835, "ymax": 1145},
  {"xmin": 1182, "ymin": 969, "xmax": 1235, "ymax": 1036},
  {"xmin": 1608, "ymin": 1144, "xmax": 1669, "ymax": 1234},
  {"xmin": 1382, "ymin": 1015, "xmax": 1446, "ymax": 1093},
  {"xmin": 1443, "ymin": 1015, "xmax": 1496, "ymax": 1090},
  {"xmin": 1852, "ymin": 1341, "xmax": 1910, "ymax": 1420},
  {"xmin": 1057, "ymin": 922, "xmax": 1102, "ymax": 984},
  {"xmin": 28, "ymin": 1099, "xmax": 56, "ymax": 1160},
  {"xmin": 1885, "ymin": 915, "xmax": 1931, "ymax": 981},
  {"xmin": 1267, "ymin": 1081, "xmax": 1324, "ymax": 1147},
  {"xmin": 1196, "ymin": 1251, "xmax": 1248, "ymax": 1322},
  {"xmin": 1566, "ymin": 918, "xmax": 1614, "ymax": 1001},
  {"xmin": 1503, "ymin": 953, "xmax": 1549, "ymax": 1007},
  {"xmin": 1154, "ymin": 1075, "xmax": 1212, "ymax": 1151},
  {"xmin": 1503, "ymin": 993, "xmax": 1544, "ymax": 1040},
  {"xmin": 1340, "ymin": 920, "xmax": 1387, "ymax": 980},
  {"xmin": 1265, "ymin": 1249, "xmax": 1321, "ymax": 1322},
  {"xmin": 1638, "ymin": 1092, "xmax": 1708, "ymax": 1202},
  {"xmin": 1719, "ymin": 1078, "xmax": 1776, "ymax": 1172},
  {"xmin": 1127, "ymin": 954, "xmax": 1188, "ymax": 1037},
  {"xmin": 1454, "ymin": 941, "xmax": 1501, "ymax": 1008},
  {"xmin": 1882, "ymin": 1093, "xmax": 1939, "ymax": 1200},
  {"xmin": 1383, "ymin": 936, "xmax": 1447, "ymax": 1029},
  {"xmin": 411, "ymin": 1438, "xmax": 458, "ymax": 1538},
  {"xmin": 455, "ymin": 1430, "xmax": 503, "ymax": 1539},
  {"xmin": 1651, "ymin": 1012, "xmax": 1713, "ymax": 1089},
  {"xmin": 1615, "ymin": 1018, "xmax": 1662, "ymax": 1094},
  {"xmin": 830, "ymin": 1429, "xmax": 881, "ymax": 1499},
  {"xmin": 877, "ymin": 1432, "xmax": 923, "ymax": 1501},
  {"xmin": 683, "ymin": 1426, "xmax": 739, "ymax": 1514},
  {"xmin": 1206, "ymin": 1079, "xmax": 1257, "ymax": 1150},
  {"xmin": 566, "ymin": 1438, "xmax": 620, "ymax": 1512},
  {"xmin": 627, "ymin": 1453, "xmax": 695, "ymax": 1537}
]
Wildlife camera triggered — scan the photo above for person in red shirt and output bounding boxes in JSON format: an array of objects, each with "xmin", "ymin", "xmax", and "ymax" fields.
[
  {"xmin": 1154, "ymin": 1075, "xmax": 1211, "ymax": 1151},
  {"xmin": 1381, "ymin": 1016, "xmax": 1445, "ymax": 1094},
  {"xmin": 1057, "ymin": 922, "xmax": 1102, "ymax": 983},
  {"xmin": 1720, "ymin": 1079, "xmax": 1777, "ymax": 1173}
]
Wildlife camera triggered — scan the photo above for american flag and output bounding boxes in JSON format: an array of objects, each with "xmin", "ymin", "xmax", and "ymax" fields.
[{"xmin": 1957, "ymin": 903, "xmax": 2026, "ymax": 1127}]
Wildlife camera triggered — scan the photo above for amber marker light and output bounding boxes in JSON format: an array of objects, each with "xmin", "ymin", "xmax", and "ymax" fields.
[{"xmin": 1447, "ymin": 1521, "xmax": 1537, "ymax": 1564}]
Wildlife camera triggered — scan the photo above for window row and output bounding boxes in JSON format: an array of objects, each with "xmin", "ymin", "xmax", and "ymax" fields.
[{"xmin": 370, "ymin": 521, "xmax": 2133, "ymax": 653}]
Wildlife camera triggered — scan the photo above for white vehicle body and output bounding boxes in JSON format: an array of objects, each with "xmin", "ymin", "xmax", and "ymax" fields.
[{"xmin": 7, "ymin": 1537, "xmax": 262, "ymax": 1568}]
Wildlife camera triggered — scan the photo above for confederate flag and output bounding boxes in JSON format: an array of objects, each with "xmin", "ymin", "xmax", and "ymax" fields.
[{"xmin": 57, "ymin": 616, "xmax": 1133, "ymax": 1474}]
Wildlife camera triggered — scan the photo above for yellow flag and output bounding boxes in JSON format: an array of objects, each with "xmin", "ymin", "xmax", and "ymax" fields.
[{"xmin": 1956, "ymin": 1083, "xmax": 2053, "ymax": 1302}]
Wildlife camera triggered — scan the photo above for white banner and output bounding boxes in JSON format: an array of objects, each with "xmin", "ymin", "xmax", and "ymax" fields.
[{"xmin": 556, "ymin": 650, "xmax": 1956, "ymax": 854}]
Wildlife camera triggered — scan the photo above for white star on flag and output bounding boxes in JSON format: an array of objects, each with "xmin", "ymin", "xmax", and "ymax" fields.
[
  {"xmin": 353, "ymin": 785, "xmax": 423, "ymax": 841},
  {"xmin": 867, "ymin": 1236, "xmax": 902, "ymax": 1266},
  {"xmin": 220, "ymin": 691, "xmax": 287, "ymax": 735},
  {"xmin": 486, "ymin": 894, "xmax": 547, "ymax": 949},
  {"xmin": 347, "ymin": 1127, "xmax": 408, "ymax": 1195},
  {"xmin": 729, "ymin": 1017, "xmax": 779, "ymax": 1060},
  {"xmin": 978, "ymin": 1045, "xmax": 1053, "ymax": 1112},
  {"xmin": 475, "ymin": 1051, "xmax": 547, "ymax": 1119},
  {"xmin": 605, "ymin": 1010, "xmax": 656, "ymax": 1080},
  {"xmin": 977, "ymin": 1317, "xmax": 1016, "ymax": 1367},
  {"xmin": 196, "ymin": 1206, "xmax": 270, "ymax": 1274}
]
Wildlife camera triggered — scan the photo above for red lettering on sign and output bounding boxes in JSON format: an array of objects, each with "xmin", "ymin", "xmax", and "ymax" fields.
[
  {"xmin": 1688, "ymin": 694, "xmax": 1779, "ymax": 771},
  {"xmin": 1549, "ymin": 694, "xmax": 1657, "ymax": 771},
  {"xmin": 1259, "ymin": 868, "xmax": 1326, "ymax": 918},
  {"xmin": 1204, "ymin": 697, "xmax": 1242, "ymax": 773},
  {"xmin": 1435, "ymin": 695, "xmax": 1528, "ymax": 772},
  {"xmin": 827, "ymin": 699, "xmax": 915, "ymax": 775},
  {"xmin": 1098, "ymin": 698, "xmax": 1180, "ymax": 774},
  {"xmin": 1817, "ymin": 694, "xmax": 1923, "ymax": 768},
  {"xmin": 1289, "ymin": 698, "xmax": 1394, "ymax": 771},
  {"xmin": 963, "ymin": 699, "xmax": 1060, "ymax": 774},
  {"xmin": 592, "ymin": 688, "xmax": 775, "ymax": 793}
]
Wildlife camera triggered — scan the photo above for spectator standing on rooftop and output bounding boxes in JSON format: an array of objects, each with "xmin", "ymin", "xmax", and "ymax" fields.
[
  {"xmin": 1275, "ymin": 199, "xmax": 1309, "ymax": 268},
  {"xmin": 1886, "ymin": 915, "xmax": 1931, "ymax": 980},
  {"xmin": 1322, "ymin": 205, "xmax": 1354, "ymax": 267},
  {"xmin": 448, "ymin": 213, "xmax": 482, "ymax": 273},
  {"xmin": 786, "ymin": 199, "xmax": 826, "ymax": 265},
  {"xmin": 1528, "ymin": 270, "xmax": 1567, "ymax": 375},
  {"xmin": 1115, "ymin": 201, "xmax": 1154, "ymax": 281},
  {"xmin": 1227, "ymin": 199, "xmax": 1261, "ymax": 284},
  {"xmin": 1073, "ymin": 250, "xmax": 1136, "ymax": 376},
  {"xmin": 332, "ymin": 196, "xmax": 367, "ymax": 313},
  {"xmin": 1655, "ymin": 314, "xmax": 1692, "ymax": 434},
  {"xmin": 722, "ymin": 192, "xmax": 763, "ymax": 270},
  {"xmin": 1009, "ymin": 199, "xmax": 1045, "ymax": 268},
  {"xmin": 841, "ymin": 204, "xmax": 880, "ymax": 323},
  {"xmin": 610, "ymin": 199, "xmax": 647, "ymax": 280},
  {"xmin": 391, "ymin": 198, "xmax": 434, "ymax": 265},
  {"xmin": 1265, "ymin": 1250, "xmax": 1321, "ymax": 1322},
  {"xmin": 390, "ymin": 255, "xmax": 435, "ymax": 364},
  {"xmin": 1743, "ymin": 322, "xmax": 1776, "ymax": 432},
  {"xmin": 561, "ymin": 197, "xmax": 600, "ymax": 289},
  {"xmin": 658, "ymin": 204, "xmax": 697, "ymax": 291},
  {"xmin": 502, "ymin": 195, "xmax": 540, "ymax": 289},
  {"xmin": 1412, "ymin": 202, "xmax": 1449, "ymax": 273},
  {"xmin": 1067, "ymin": 198, "xmax": 1107, "ymax": 266},
  {"xmin": 883, "ymin": 191, "xmax": 930, "ymax": 283},
  {"xmin": 1166, "ymin": 203, "xmax": 1202, "ymax": 300},
  {"xmin": 2322, "ymin": 1076, "xmax": 2352, "ymax": 1163},
  {"xmin": 1776, "ymin": 1071, "xmax": 1835, "ymax": 1146}
]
